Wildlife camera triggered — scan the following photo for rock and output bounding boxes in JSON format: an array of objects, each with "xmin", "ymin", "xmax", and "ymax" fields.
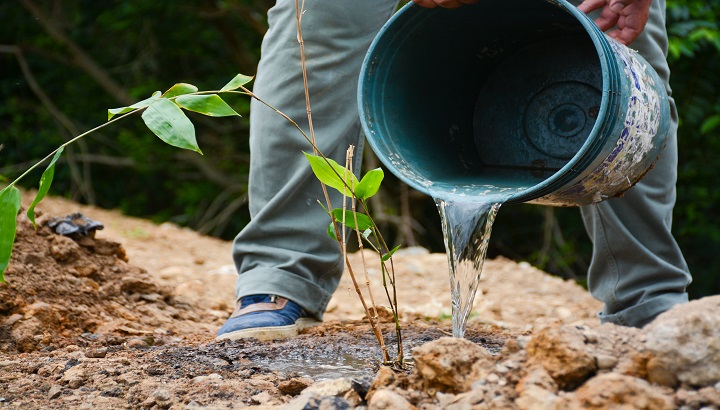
[
  {"xmin": 86, "ymin": 347, "xmax": 108, "ymax": 358},
  {"xmin": 126, "ymin": 338, "xmax": 149, "ymax": 350},
  {"xmin": 278, "ymin": 377, "xmax": 313, "ymax": 396},
  {"xmin": 191, "ymin": 373, "xmax": 223, "ymax": 383},
  {"xmin": 48, "ymin": 235, "xmax": 81, "ymax": 262},
  {"xmin": 120, "ymin": 277, "xmax": 159, "ymax": 295},
  {"xmin": 559, "ymin": 373, "xmax": 673, "ymax": 409},
  {"xmin": 153, "ymin": 388, "xmax": 172, "ymax": 402},
  {"xmin": 526, "ymin": 325, "xmax": 596, "ymax": 389},
  {"xmin": 61, "ymin": 366, "xmax": 87, "ymax": 389},
  {"xmin": 412, "ymin": 337, "xmax": 494, "ymax": 394},
  {"xmin": 250, "ymin": 391, "xmax": 273, "ymax": 405},
  {"xmin": 282, "ymin": 395, "xmax": 352, "ymax": 410},
  {"xmin": 516, "ymin": 385, "xmax": 561, "ymax": 410},
  {"xmin": 368, "ymin": 366, "xmax": 400, "ymax": 400},
  {"xmin": 303, "ymin": 378, "xmax": 362, "ymax": 406},
  {"xmin": 517, "ymin": 367, "xmax": 558, "ymax": 394},
  {"xmin": 595, "ymin": 354, "xmax": 618, "ymax": 370},
  {"xmin": 644, "ymin": 296, "xmax": 720, "ymax": 387},
  {"xmin": 47, "ymin": 385, "xmax": 63, "ymax": 399},
  {"xmin": 367, "ymin": 389, "xmax": 416, "ymax": 410}
]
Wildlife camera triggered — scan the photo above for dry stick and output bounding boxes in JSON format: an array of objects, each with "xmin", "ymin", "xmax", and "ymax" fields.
[
  {"xmin": 293, "ymin": 0, "xmax": 390, "ymax": 362},
  {"xmin": 348, "ymin": 150, "xmax": 384, "ymax": 334}
]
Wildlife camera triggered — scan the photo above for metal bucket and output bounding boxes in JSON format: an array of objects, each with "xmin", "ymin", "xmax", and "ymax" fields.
[{"xmin": 358, "ymin": 0, "xmax": 670, "ymax": 206}]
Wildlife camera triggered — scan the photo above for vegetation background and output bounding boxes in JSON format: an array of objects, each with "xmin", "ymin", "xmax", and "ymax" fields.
[{"xmin": 1, "ymin": 0, "xmax": 718, "ymax": 298}]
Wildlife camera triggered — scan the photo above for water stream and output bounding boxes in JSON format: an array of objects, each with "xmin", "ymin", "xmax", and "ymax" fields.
[{"xmin": 435, "ymin": 189, "xmax": 525, "ymax": 338}]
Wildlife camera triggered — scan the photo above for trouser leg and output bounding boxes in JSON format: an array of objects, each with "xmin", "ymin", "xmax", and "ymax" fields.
[
  {"xmin": 578, "ymin": 0, "xmax": 691, "ymax": 327},
  {"xmin": 233, "ymin": 0, "xmax": 399, "ymax": 319}
]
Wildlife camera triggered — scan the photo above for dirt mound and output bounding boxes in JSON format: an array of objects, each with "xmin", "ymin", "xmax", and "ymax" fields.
[{"xmin": 0, "ymin": 211, "xmax": 214, "ymax": 353}]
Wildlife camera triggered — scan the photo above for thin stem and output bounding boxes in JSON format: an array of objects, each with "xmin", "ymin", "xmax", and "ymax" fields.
[{"xmin": 9, "ymin": 110, "xmax": 140, "ymax": 188}]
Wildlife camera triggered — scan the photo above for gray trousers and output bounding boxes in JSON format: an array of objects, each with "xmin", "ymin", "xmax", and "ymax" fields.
[{"xmin": 233, "ymin": 0, "xmax": 691, "ymax": 327}]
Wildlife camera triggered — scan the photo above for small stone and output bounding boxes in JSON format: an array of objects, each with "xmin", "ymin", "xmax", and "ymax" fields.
[
  {"xmin": 595, "ymin": 354, "xmax": 618, "ymax": 370},
  {"xmin": 126, "ymin": 338, "xmax": 149, "ymax": 350},
  {"xmin": 526, "ymin": 325, "xmax": 596, "ymax": 390},
  {"xmin": 367, "ymin": 389, "xmax": 416, "ymax": 410},
  {"xmin": 191, "ymin": 374, "xmax": 223, "ymax": 383},
  {"xmin": 278, "ymin": 377, "xmax": 313, "ymax": 396},
  {"xmin": 48, "ymin": 385, "xmax": 63, "ymax": 399},
  {"xmin": 0, "ymin": 360, "xmax": 19, "ymax": 368},
  {"xmin": 152, "ymin": 388, "xmax": 172, "ymax": 402},
  {"xmin": 250, "ymin": 391, "xmax": 273, "ymax": 405},
  {"xmin": 487, "ymin": 373, "xmax": 500, "ymax": 383},
  {"xmin": 4, "ymin": 314, "xmax": 23, "ymax": 327},
  {"xmin": 86, "ymin": 347, "xmax": 108, "ymax": 358},
  {"xmin": 61, "ymin": 366, "xmax": 87, "ymax": 389},
  {"xmin": 412, "ymin": 337, "xmax": 494, "ymax": 394},
  {"xmin": 645, "ymin": 296, "xmax": 720, "ymax": 387},
  {"xmin": 516, "ymin": 385, "xmax": 560, "ymax": 410},
  {"xmin": 561, "ymin": 373, "xmax": 673, "ymax": 409},
  {"xmin": 517, "ymin": 336, "xmax": 531, "ymax": 350}
]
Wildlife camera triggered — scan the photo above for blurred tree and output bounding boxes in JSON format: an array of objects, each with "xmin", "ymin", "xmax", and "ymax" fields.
[
  {"xmin": 0, "ymin": 0, "xmax": 269, "ymax": 236},
  {"xmin": 0, "ymin": 0, "xmax": 718, "ymax": 298}
]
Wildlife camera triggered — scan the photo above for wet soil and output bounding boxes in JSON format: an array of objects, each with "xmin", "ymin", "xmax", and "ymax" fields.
[{"xmin": 1, "ymin": 193, "xmax": 717, "ymax": 409}]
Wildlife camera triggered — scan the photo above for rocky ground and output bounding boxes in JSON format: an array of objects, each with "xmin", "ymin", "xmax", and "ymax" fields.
[{"xmin": 0, "ymin": 193, "xmax": 718, "ymax": 409}]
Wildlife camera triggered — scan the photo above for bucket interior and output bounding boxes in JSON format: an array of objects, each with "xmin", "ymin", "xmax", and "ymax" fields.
[{"xmin": 360, "ymin": 0, "xmax": 604, "ymax": 201}]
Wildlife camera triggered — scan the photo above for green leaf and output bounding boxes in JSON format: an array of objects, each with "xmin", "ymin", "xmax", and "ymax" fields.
[
  {"xmin": 27, "ymin": 148, "xmax": 64, "ymax": 228},
  {"xmin": 355, "ymin": 168, "xmax": 384, "ymax": 200},
  {"xmin": 163, "ymin": 83, "xmax": 198, "ymax": 99},
  {"xmin": 107, "ymin": 91, "xmax": 162, "ymax": 120},
  {"xmin": 0, "ymin": 185, "xmax": 22, "ymax": 282},
  {"xmin": 700, "ymin": 114, "xmax": 720, "ymax": 134},
  {"xmin": 327, "ymin": 222, "xmax": 338, "ymax": 241},
  {"xmin": 141, "ymin": 98, "xmax": 202, "ymax": 154},
  {"xmin": 382, "ymin": 245, "xmax": 402, "ymax": 262},
  {"xmin": 221, "ymin": 74, "xmax": 254, "ymax": 91},
  {"xmin": 304, "ymin": 153, "xmax": 359, "ymax": 195},
  {"xmin": 175, "ymin": 95, "xmax": 240, "ymax": 117},
  {"xmin": 331, "ymin": 208, "xmax": 373, "ymax": 231}
]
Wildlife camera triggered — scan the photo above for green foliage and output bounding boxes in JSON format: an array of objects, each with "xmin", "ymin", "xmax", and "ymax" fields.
[
  {"xmin": 0, "ymin": 186, "xmax": 21, "ymax": 282},
  {"xmin": 331, "ymin": 208, "xmax": 373, "ymax": 231},
  {"xmin": 1, "ymin": 0, "xmax": 718, "ymax": 298},
  {"xmin": 0, "ymin": 0, "xmax": 263, "ymax": 240},
  {"xmin": 667, "ymin": 0, "xmax": 720, "ymax": 297},
  {"xmin": 303, "ymin": 153, "xmax": 359, "ymax": 195},
  {"xmin": 27, "ymin": 148, "xmax": 64, "ymax": 228},
  {"xmin": 175, "ymin": 95, "xmax": 240, "ymax": 118},
  {"xmin": 0, "ymin": 74, "xmax": 251, "ymax": 280},
  {"xmin": 355, "ymin": 169, "xmax": 384, "ymax": 200},
  {"xmin": 141, "ymin": 98, "xmax": 202, "ymax": 153}
]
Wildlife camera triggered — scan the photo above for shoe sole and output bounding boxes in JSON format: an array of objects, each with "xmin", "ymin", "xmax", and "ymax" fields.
[{"xmin": 215, "ymin": 318, "xmax": 322, "ymax": 342}]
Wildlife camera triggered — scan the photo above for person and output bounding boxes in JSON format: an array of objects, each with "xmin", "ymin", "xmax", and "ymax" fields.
[{"xmin": 216, "ymin": 0, "xmax": 691, "ymax": 341}]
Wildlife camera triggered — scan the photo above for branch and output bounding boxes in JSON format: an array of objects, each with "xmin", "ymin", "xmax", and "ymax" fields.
[
  {"xmin": 0, "ymin": 44, "xmax": 95, "ymax": 203},
  {"xmin": 19, "ymin": 0, "xmax": 134, "ymax": 105},
  {"xmin": 176, "ymin": 151, "xmax": 246, "ymax": 191}
]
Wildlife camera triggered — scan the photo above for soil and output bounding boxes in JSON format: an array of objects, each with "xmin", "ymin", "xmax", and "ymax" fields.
[{"xmin": 1, "ymin": 192, "xmax": 717, "ymax": 409}]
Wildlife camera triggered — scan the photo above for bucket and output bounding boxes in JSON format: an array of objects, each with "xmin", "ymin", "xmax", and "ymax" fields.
[{"xmin": 358, "ymin": 0, "xmax": 670, "ymax": 206}]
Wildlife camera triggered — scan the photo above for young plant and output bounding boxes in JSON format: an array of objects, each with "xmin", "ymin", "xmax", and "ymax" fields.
[
  {"xmin": 305, "ymin": 150, "xmax": 404, "ymax": 366},
  {"xmin": 0, "ymin": 73, "xmax": 253, "ymax": 282}
]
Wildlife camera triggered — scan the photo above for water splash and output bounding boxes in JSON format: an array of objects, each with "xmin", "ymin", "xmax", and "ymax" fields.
[{"xmin": 435, "ymin": 194, "xmax": 512, "ymax": 338}]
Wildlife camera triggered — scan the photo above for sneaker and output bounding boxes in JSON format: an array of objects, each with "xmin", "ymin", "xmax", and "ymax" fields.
[{"xmin": 216, "ymin": 294, "xmax": 321, "ymax": 341}]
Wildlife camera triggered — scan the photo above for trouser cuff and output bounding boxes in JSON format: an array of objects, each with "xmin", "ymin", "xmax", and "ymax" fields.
[{"xmin": 598, "ymin": 292, "xmax": 689, "ymax": 328}]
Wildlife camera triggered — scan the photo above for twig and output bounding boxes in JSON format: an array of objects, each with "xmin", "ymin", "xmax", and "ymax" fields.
[{"xmin": 293, "ymin": 0, "xmax": 391, "ymax": 363}]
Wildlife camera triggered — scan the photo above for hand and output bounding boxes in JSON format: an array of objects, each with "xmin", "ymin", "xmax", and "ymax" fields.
[
  {"xmin": 412, "ymin": 0, "xmax": 480, "ymax": 9},
  {"xmin": 577, "ymin": 0, "xmax": 652, "ymax": 45}
]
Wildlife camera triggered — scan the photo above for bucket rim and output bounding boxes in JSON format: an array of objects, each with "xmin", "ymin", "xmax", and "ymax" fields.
[{"xmin": 357, "ymin": 0, "xmax": 617, "ymax": 204}]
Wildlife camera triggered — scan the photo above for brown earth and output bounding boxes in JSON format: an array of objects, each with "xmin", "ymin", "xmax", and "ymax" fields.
[{"xmin": 0, "ymin": 193, "xmax": 718, "ymax": 409}]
